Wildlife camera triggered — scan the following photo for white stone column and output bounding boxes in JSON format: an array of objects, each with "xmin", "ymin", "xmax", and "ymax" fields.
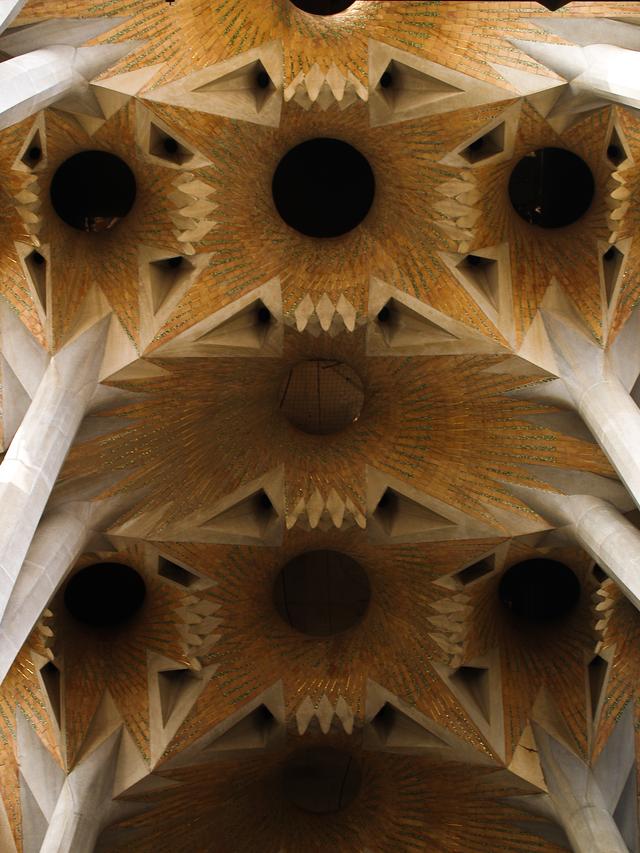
[
  {"xmin": 533, "ymin": 724, "xmax": 628, "ymax": 853},
  {"xmin": 0, "ymin": 0, "xmax": 26, "ymax": 36},
  {"xmin": 0, "ymin": 318, "xmax": 109, "ymax": 624},
  {"xmin": 39, "ymin": 728, "xmax": 123, "ymax": 853},
  {"xmin": 0, "ymin": 42, "xmax": 137, "ymax": 130}
]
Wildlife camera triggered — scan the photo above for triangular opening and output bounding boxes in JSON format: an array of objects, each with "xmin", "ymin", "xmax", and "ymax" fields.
[
  {"xmin": 208, "ymin": 704, "xmax": 276, "ymax": 751},
  {"xmin": 39, "ymin": 661, "xmax": 61, "ymax": 727},
  {"xmin": 607, "ymin": 126, "xmax": 630, "ymax": 168},
  {"xmin": 24, "ymin": 250, "xmax": 47, "ymax": 313},
  {"xmin": 158, "ymin": 556, "xmax": 199, "ymax": 588},
  {"xmin": 194, "ymin": 60, "xmax": 276, "ymax": 114},
  {"xmin": 459, "ymin": 123, "xmax": 505, "ymax": 164},
  {"xmin": 202, "ymin": 488, "xmax": 277, "ymax": 539},
  {"xmin": 456, "ymin": 254, "xmax": 500, "ymax": 310},
  {"xmin": 455, "ymin": 557, "xmax": 494, "ymax": 587},
  {"xmin": 601, "ymin": 244, "xmax": 624, "ymax": 306},
  {"xmin": 536, "ymin": 0, "xmax": 571, "ymax": 9},
  {"xmin": 613, "ymin": 765, "xmax": 638, "ymax": 851},
  {"xmin": 592, "ymin": 564, "xmax": 608, "ymax": 583},
  {"xmin": 376, "ymin": 298, "xmax": 458, "ymax": 348},
  {"xmin": 371, "ymin": 703, "xmax": 447, "ymax": 749},
  {"xmin": 148, "ymin": 256, "xmax": 195, "ymax": 314},
  {"xmin": 376, "ymin": 59, "xmax": 462, "ymax": 112},
  {"xmin": 374, "ymin": 488, "xmax": 456, "ymax": 538},
  {"xmin": 198, "ymin": 299, "xmax": 273, "ymax": 349},
  {"xmin": 158, "ymin": 668, "xmax": 201, "ymax": 727},
  {"xmin": 450, "ymin": 665, "xmax": 491, "ymax": 723},
  {"xmin": 20, "ymin": 129, "xmax": 44, "ymax": 169},
  {"xmin": 148, "ymin": 123, "xmax": 196, "ymax": 167},
  {"xmin": 588, "ymin": 654, "xmax": 609, "ymax": 722}
]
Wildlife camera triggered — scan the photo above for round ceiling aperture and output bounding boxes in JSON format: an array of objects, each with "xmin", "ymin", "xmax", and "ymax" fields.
[
  {"xmin": 289, "ymin": 0, "xmax": 356, "ymax": 16},
  {"xmin": 499, "ymin": 559, "xmax": 580, "ymax": 624},
  {"xmin": 274, "ymin": 550, "xmax": 371, "ymax": 637},
  {"xmin": 272, "ymin": 138, "xmax": 375, "ymax": 238},
  {"xmin": 279, "ymin": 359, "xmax": 365, "ymax": 435},
  {"xmin": 64, "ymin": 562, "xmax": 146, "ymax": 628},
  {"xmin": 50, "ymin": 150, "xmax": 137, "ymax": 232},
  {"xmin": 283, "ymin": 747, "xmax": 362, "ymax": 813},
  {"xmin": 508, "ymin": 147, "xmax": 595, "ymax": 229}
]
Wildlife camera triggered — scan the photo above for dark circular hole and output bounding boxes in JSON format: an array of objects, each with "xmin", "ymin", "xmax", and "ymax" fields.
[
  {"xmin": 379, "ymin": 71, "xmax": 392, "ymax": 89},
  {"xmin": 603, "ymin": 247, "xmax": 616, "ymax": 262},
  {"xmin": 290, "ymin": 0, "xmax": 355, "ymax": 15},
  {"xmin": 50, "ymin": 151, "xmax": 136, "ymax": 232},
  {"xmin": 283, "ymin": 748, "xmax": 361, "ymax": 813},
  {"xmin": 27, "ymin": 145, "xmax": 42, "ymax": 162},
  {"xmin": 499, "ymin": 559, "xmax": 580, "ymax": 624},
  {"xmin": 166, "ymin": 255, "xmax": 184, "ymax": 268},
  {"xmin": 256, "ymin": 305, "xmax": 272, "ymax": 324},
  {"xmin": 31, "ymin": 251, "xmax": 45, "ymax": 266},
  {"xmin": 508, "ymin": 147, "xmax": 594, "ymax": 229},
  {"xmin": 377, "ymin": 305, "xmax": 391, "ymax": 324},
  {"xmin": 279, "ymin": 359, "xmax": 364, "ymax": 435},
  {"xmin": 163, "ymin": 136, "xmax": 179, "ymax": 155},
  {"xmin": 274, "ymin": 550, "xmax": 371, "ymax": 637},
  {"xmin": 272, "ymin": 138, "xmax": 374, "ymax": 238},
  {"xmin": 64, "ymin": 562, "xmax": 146, "ymax": 628},
  {"xmin": 256, "ymin": 70, "xmax": 270, "ymax": 89}
]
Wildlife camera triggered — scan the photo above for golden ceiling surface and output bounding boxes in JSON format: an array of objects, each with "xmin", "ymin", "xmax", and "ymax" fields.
[{"xmin": 2, "ymin": 1, "xmax": 640, "ymax": 852}]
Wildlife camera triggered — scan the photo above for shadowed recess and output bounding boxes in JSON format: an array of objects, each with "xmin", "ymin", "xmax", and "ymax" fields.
[
  {"xmin": 279, "ymin": 359, "xmax": 365, "ymax": 434},
  {"xmin": 282, "ymin": 747, "xmax": 362, "ymax": 813},
  {"xmin": 64, "ymin": 562, "xmax": 146, "ymax": 627},
  {"xmin": 274, "ymin": 550, "xmax": 371, "ymax": 636},
  {"xmin": 50, "ymin": 150, "xmax": 137, "ymax": 232},
  {"xmin": 499, "ymin": 558, "xmax": 580, "ymax": 624},
  {"xmin": 508, "ymin": 147, "xmax": 594, "ymax": 229},
  {"xmin": 289, "ymin": 0, "xmax": 356, "ymax": 15},
  {"xmin": 272, "ymin": 138, "xmax": 375, "ymax": 238}
]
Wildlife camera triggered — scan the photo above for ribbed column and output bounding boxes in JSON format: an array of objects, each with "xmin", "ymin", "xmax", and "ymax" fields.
[
  {"xmin": 534, "ymin": 724, "xmax": 628, "ymax": 853},
  {"xmin": 0, "ymin": 318, "xmax": 109, "ymax": 623},
  {"xmin": 576, "ymin": 373, "xmax": 640, "ymax": 514}
]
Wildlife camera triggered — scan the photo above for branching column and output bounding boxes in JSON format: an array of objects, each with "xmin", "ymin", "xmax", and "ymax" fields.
[{"xmin": 0, "ymin": 318, "xmax": 109, "ymax": 623}]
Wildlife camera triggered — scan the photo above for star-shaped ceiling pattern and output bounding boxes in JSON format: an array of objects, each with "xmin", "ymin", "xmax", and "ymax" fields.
[{"xmin": 2, "ymin": 2, "xmax": 640, "ymax": 852}]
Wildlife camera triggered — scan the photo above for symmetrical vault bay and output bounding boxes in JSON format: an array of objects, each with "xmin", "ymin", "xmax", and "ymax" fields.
[{"xmin": 3, "ymin": 1, "xmax": 640, "ymax": 852}]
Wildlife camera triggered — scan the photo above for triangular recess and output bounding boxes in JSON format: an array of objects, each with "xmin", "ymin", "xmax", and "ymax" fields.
[
  {"xmin": 376, "ymin": 298, "xmax": 458, "ymax": 348},
  {"xmin": 39, "ymin": 661, "xmax": 62, "ymax": 728},
  {"xmin": 20, "ymin": 129, "xmax": 44, "ymax": 170},
  {"xmin": 158, "ymin": 668, "xmax": 202, "ymax": 727},
  {"xmin": 24, "ymin": 250, "xmax": 47, "ymax": 314},
  {"xmin": 144, "ymin": 42, "xmax": 282, "ymax": 127},
  {"xmin": 449, "ymin": 666, "xmax": 491, "ymax": 724},
  {"xmin": 149, "ymin": 256, "xmax": 195, "ymax": 314},
  {"xmin": 456, "ymin": 254, "xmax": 500, "ymax": 310},
  {"xmin": 587, "ymin": 653, "xmax": 609, "ymax": 723},
  {"xmin": 201, "ymin": 488, "xmax": 278, "ymax": 540},
  {"xmin": 158, "ymin": 556, "xmax": 200, "ymax": 588},
  {"xmin": 454, "ymin": 556, "xmax": 495, "ymax": 587},
  {"xmin": 459, "ymin": 122, "xmax": 505, "ymax": 164},
  {"xmin": 607, "ymin": 125, "xmax": 631, "ymax": 168},
  {"xmin": 12, "ymin": 115, "xmax": 46, "ymax": 172},
  {"xmin": 136, "ymin": 104, "xmax": 210, "ymax": 171},
  {"xmin": 207, "ymin": 704, "xmax": 276, "ymax": 752},
  {"xmin": 148, "ymin": 123, "xmax": 197, "ymax": 167},
  {"xmin": 197, "ymin": 299, "xmax": 273, "ymax": 349},
  {"xmin": 370, "ymin": 703, "xmax": 448, "ymax": 749},
  {"xmin": 373, "ymin": 487, "xmax": 456, "ymax": 539},
  {"xmin": 375, "ymin": 58, "xmax": 462, "ymax": 113},
  {"xmin": 600, "ymin": 243, "xmax": 625, "ymax": 307}
]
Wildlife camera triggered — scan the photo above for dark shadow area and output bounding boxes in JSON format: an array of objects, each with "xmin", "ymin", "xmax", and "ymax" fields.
[
  {"xmin": 64, "ymin": 562, "xmax": 146, "ymax": 627},
  {"xmin": 499, "ymin": 558, "xmax": 580, "ymax": 624}
]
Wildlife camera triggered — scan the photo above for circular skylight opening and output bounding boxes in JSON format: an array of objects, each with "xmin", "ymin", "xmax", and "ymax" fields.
[
  {"xmin": 64, "ymin": 562, "xmax": 146, "ymax": 628},
  {"xmin": 499, "ymin": 559, "xmax": 580, "ymax": 624},
  {"xmin": 279, "ymin": 360, "xmax": 364, "ymax": 435},
  {"xmin": 290, "ymin": 0, "xmax": 355, "ymax": 15},
  {"xmin": 274, "ymin": 550, "xmax": 371, "ymax": 637},
  {"xmin": 283, "ymin": 748, "xmax": 362, "ymax": 813},
  {"xmin": 508, "ymin": 147, "xmax": 594, "ymax": 229},
  {"xmin": 272, "ymin": 138, "xmax": 374, "ymax": 238},
  {"xmin": 50, "ymin": 150, "xmax": 137, "ymax": 232}
]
